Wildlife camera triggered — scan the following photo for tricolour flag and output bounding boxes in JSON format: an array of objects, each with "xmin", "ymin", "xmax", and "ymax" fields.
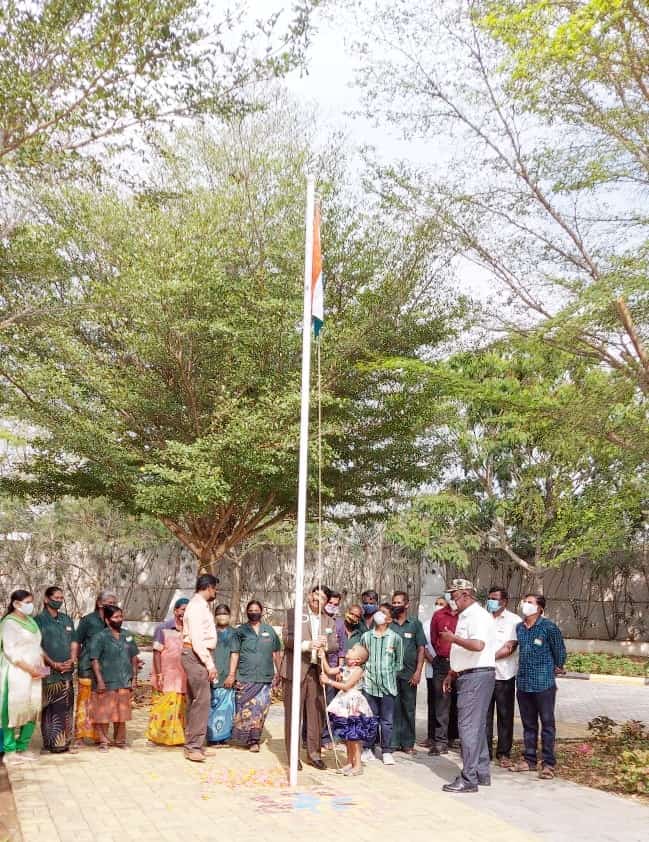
[{"xmin": 311, "ymin": 201, "xmax": 324, "ymax": 337}]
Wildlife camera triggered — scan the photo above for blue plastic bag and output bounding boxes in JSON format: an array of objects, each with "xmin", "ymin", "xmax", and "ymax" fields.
[{"xmin": 207, "ymin": 686, "xmax": 235, "ymax": 743}]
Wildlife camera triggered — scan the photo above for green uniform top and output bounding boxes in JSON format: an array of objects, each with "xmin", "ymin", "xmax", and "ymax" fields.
[
  {"xmin": 342, "ymin": 625, "xmax": 364, "ymax": 653},
  {"xmin": 76, "ymin": 610, "xmax": 106, "ymax": 678},
  {"xmin": 390, "ymin": 616, "xmax": 426, "ymax": 679},
  {"xmin": 88, "ymin": 627, "xmax": 139, "ymax": 690},
  {"xmin": 236, "ymin": 623, "xmax": 281, "ymax": 684},
  {"xmin": 212, "ymin": 627, "xmax": 241, "ymax": 689},
  {"xmin": 35, "ymin": 610, "xmax": 77, "ymax": 685},
  {"xmin": 360, "ymin": 628, "xmax": 404, "ymax": 697}
]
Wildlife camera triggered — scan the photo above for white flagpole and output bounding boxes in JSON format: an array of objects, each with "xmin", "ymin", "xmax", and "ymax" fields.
[{"xmin": 289, "ymin": 174, "xmax": 316, "ymax": 787}]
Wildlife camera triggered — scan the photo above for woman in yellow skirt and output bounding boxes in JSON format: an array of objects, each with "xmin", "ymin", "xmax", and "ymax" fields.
[{"xmin": 147, "ymin": 598, "xmax": 188, "ymax": 746}]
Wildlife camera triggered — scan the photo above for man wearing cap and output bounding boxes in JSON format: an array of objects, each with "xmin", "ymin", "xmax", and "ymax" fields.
[
  {"xmin": 181, "ymin": 575, "xmax": 219, "ymax": 762},
  {"xmin": 439, "ymin": 579, "xmax": 495, "ymax": 793}
]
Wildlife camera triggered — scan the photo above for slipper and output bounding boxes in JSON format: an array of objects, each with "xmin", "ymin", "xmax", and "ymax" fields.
[{"xmin": 539, "ymin": 765, "xmax": 555, "ymax": 779}]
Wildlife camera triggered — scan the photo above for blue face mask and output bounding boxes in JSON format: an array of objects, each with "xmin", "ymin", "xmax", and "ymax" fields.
[
  {"xmin": 362, "ymin": 603, "xmax": 378, "ymax": 616},
  {"xmin": 486, "ymin": 599, "xmax": 501, "ymax": 614},
  {"xmin": 444, "ymin": 592, "xmax": 452, "ymax": 604}
]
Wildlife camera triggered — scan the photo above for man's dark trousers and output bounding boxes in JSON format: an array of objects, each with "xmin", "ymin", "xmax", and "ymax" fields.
[
  {"xmin": 517, "ymin": 685, "xmax": 557, "ymax": 768},
  {"xmin": 486, "ymin": 677, "xmax": 516, "ymax": 759}
]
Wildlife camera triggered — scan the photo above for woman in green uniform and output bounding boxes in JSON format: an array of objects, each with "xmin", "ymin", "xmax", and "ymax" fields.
[
  {"xmin": 231, "ymin": 600, "xmax": 282, "ymax": 752},
  {"xmin": 74, "ymin": 590, "xmax": 118, "ymax": 743},
  {"xmin": 89, "ymin": 605, "xmax": 139, "ymax": 750},
  {"xmin": 35, "ymin": 586, "xmax": 79, "ymax": 753},
  {"xmin": 206, "ymin": 604, "xmax": 240, "ymax": 745}
]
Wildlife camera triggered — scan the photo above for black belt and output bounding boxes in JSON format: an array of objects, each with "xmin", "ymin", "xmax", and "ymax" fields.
[{"xmin": 457, "ymin": 667, "xmax": 495, "ymax": 676}]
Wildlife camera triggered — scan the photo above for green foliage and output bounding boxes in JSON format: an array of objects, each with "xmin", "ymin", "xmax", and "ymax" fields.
[
  {"xmin": 0, "ymin": 0, "xmax": 318, "ymax": 171},
  {"xmin": 566, "ymin": 653, "xmax": 648, "ymax": 677},
  {"xmin": 387, "ymin": 493, "xmax": 481, "ymax": 567},
  {"xmin": 1, "ymin": 108, "xmax": 463, "ymax": 569},
  {"xmin": 615, "ymin": 749, "xmax": 649, "ymax": 794}
]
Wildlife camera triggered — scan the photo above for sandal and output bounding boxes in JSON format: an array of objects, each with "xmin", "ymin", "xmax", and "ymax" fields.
[
  {"xmin": 511, "ymin": 759, "xmax": 534, "ymax": 772},
  {"xmin": 337, "ymin": 764, "xmax": 353, "ymax": 775},
  {"xmin": 539, "ymin": 765, "xmax": 555, "ymax": 779},
  {"xmin": 249, "ymin": 743, "xmax": 260, "ymax": 753},
  {"xmin": 343, "ymin": 767, "xmax": 363, "ymax": 776},
  {"xmin": 98, "ymin": 744, "xmax": 110, "ymax": 753}
]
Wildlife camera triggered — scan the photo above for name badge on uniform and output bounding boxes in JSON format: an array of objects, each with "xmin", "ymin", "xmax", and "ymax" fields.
[
  {"xmin": 261, "ymin": 631, "xmax": 270, "ymax": 637},
  {"xmin": 405, "ymin": 632, "xmax": 413, "ymax": 639},
  {"xmin": 66, "ymin": 626, "xmax": 73, "ymax": 632},
  {"xmin": 533, "ymin": 638, "xmax": 543, "ymax": 646},
  {"xmin": 126, "ymin": 636, "xmax": 133, "ymax": 643},
  {"xmin": 325, "ymin": 628, "xmax": 332, "ymax": 634}
]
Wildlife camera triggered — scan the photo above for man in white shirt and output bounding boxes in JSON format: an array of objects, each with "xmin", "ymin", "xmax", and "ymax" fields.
[
  {"xmin": 181, "ymin": 574, "xmax": 218, "ymax": 762},
  {"xmin": 485, "ymin": 586, "xmax": 520, "ymax": 768},
  {"xmin": 440, "ymin": 579, "xmax": 495, "ymax": 793}
]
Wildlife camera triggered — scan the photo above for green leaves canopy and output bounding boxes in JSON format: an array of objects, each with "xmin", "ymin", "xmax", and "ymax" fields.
[{"xmin": 1, "ymin": 117, "xmax": 463, "ymax": 570}]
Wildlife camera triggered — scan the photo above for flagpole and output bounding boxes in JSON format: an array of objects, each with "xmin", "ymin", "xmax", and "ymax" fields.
[{"xmin": 289, "ymin": 173, "xmax": 316, "ymax": 787}]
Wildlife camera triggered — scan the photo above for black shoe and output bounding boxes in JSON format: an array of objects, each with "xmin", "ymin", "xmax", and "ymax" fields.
[
  {"xmin": 297, "ymin": 760, "xmax": 303, "ymax": 771},
  {"xmin": 442, "ymin": 777, "xmax": 478, "ymax": 793},
  {"xmin": 308, "ymin": 757, "xmax": 327, "ymax": 770},
  {"xmin": 429, "ymin": 745, "xmax": 449, "ymax": 756},
  {"xmin": 478, "ymin": 775, "xmax": 491, "ymax": 786}
]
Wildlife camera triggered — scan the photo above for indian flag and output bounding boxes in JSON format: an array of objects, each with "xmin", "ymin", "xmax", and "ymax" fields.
[{"xmin": 311, "ymin": 201, "xmax": 324, "ymax": 337}]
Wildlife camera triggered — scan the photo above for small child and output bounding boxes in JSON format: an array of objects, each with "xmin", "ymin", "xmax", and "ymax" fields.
[{"xmin": 319, "ymin": 644, "xmax": 377, "ymax": 776}]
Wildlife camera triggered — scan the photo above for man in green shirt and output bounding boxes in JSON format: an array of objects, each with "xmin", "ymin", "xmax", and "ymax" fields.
[
  {"xmin": 390, "ymin": 590, "xmax": 426, "ymax": 754},
  {"xmin": 360, "ymin": 606, "xmax": 404, "ymax": 766},
  {"xmin": 36, "ymin": 586, "xmax": 79, "ymax": 753}
]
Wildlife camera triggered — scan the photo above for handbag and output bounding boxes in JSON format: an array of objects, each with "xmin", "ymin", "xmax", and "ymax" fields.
[{"xmin": 206, "ymin": 686, "xmax": 235, "ymax": 743}]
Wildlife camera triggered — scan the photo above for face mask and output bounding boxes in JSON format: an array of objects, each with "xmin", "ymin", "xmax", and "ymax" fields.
[
  {"xmin": 373, "ymin": 610, "xmax": 387, "ymax": 625},
  {"xmin": 486, "ymin": 599, "xmax": 501, "ymax": 614},
  {"xmin": 108, "ymin": 619, "xmax": 123, "ymax": 630},
  {"xmin": 448, "ymin": 599, "xmax": 458, "ymax": 612},
  {"xmin": 216, "ymin": 616, "xmax": 231, "ymax": 627},
  {"xmin": 324, "ymin": 604, "xmax": 339, "ymax": 617},
  {"xmin": 391, "ymin": 604, "xmax": 406, "ymax": 616},
  {"xmin": 362, "ymin": 603, "xmax": 378, "ymax": 616},
  {"xmin": 48, "ymin": 599, "xmax": 63, "ymax": 611},
  {"xmin": 344, "ymin": 615, "xmax": 360, "ymax": 628},
  {"xmin": 17, "ymin": 602, "xmax": 34, "ymax": 616},
  {"xmin": 521, "ymin": 602, "xmax": 537, "ymax": 617},
  {"xmin": 247, "ymin": 611, "xmax": 262, "ymax": 623}
]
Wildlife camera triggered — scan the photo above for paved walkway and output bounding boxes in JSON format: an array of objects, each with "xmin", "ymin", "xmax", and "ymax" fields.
[{"xmin": 5, "ymin": 697, "xmax": 649, "ymax": 842}]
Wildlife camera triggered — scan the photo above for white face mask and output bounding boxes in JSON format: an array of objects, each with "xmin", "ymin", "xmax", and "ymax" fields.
[
  {"xmin": 521, "ymin": 601, "xmax": 537, "ymax": 617},
  {"xmin": 16, "ymin": 602, "xmax": 34, "ymax": 616},
  {"xmin": 373, "ymin": 611, "xmax": 387, "ymax": 625}
]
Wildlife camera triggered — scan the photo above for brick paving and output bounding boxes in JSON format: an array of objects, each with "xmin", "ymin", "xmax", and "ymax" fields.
[
  {"xmin": 5, "ymin": 678, "xmax": 649, "ymax": 842},
  {"xmin": 6, "ymin": 705, "xmax": 535, "ymax": 842}
]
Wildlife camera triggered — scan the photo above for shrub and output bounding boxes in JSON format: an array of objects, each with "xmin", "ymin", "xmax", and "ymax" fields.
[
  {"xmin": 615, "ymin": 750, "xmax": 649, "ymax": 794},
  {"xmin": 565, "ymin": 653, "xmax": 648, "ymax": 677},
  {"xmin": 587, "ymin": 716, "xmax": 617, "ymax": 738}
]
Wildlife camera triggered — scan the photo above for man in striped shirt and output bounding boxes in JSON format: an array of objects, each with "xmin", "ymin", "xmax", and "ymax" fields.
[{"xmin": 360, "ymin": 605, "xmax": 404, "ymax": 766}]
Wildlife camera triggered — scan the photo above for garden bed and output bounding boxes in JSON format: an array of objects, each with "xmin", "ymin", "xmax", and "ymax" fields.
[
  {"xmin": 565, "ymin": 652, "xmax": 649, "ymax": 677},
  {"xmin": 550, "ymin": 717, "xmax": 649, "ymax": 801}
]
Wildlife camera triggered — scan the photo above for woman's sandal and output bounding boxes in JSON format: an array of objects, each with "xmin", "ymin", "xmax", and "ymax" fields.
[
  {"xmin": 249, "ymin": 743, "xmax": 260, "ymax": 753},
  {"xmin": 539, "ymin": 765, "xmax": 555, "ymax": 779},
  {"xmin": 337, "ymin": 763, "xmax": 353, "ymax": 775}
]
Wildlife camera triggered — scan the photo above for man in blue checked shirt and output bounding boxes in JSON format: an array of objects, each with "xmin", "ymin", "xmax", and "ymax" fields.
[{"xmin": 513, "ymin": 594, "xmax": 566, "ymax": 779}]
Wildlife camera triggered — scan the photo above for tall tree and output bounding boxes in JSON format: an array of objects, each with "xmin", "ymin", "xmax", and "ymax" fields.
[
  {"xmin": 351, "ymin": 0, "xmax": 649, "ymax": 457},
  {"xmin": 1, "ymin": 107, "xmax": 464, "ymax": 572}
]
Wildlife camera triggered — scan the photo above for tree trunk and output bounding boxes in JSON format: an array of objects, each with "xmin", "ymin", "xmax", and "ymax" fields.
[{"xmin": 230, "ymin": 561, "xmax": 242, "ymax": 624}]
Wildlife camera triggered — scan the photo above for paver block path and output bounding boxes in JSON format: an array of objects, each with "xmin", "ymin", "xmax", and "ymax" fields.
[{"xmin": 7, "ymin": 705, "xmax": 536, "ymax": 842}]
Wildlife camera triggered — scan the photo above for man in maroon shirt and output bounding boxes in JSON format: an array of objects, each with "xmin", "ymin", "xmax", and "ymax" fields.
[{"xmin": 429, "ymin": 595, "xmax": 459, "ymax": 755}]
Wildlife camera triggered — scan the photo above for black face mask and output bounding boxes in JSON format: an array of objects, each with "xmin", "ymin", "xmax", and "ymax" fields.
[
  {"xmin": 108, "ymin": 620, "xmax": 123, "ymax": 630},
  {"xmin": 391, "ymin": 604, "xmax": 406, "ymax": 616},
  {"xmin": 345, "ymin": 619, "xmax": 360, "ymax": 630},
  {"xmin": 247, "ymin": 612, "xmax": 262, "ymax": 623}
]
